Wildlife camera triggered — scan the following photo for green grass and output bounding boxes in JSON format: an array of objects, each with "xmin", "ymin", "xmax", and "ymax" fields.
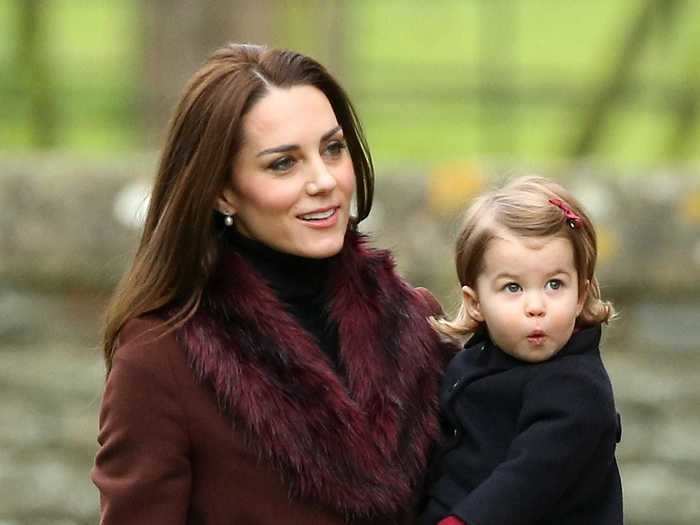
[{"xmin": 3, "ymin": 0, "xmax": 700, "ymax": 167}]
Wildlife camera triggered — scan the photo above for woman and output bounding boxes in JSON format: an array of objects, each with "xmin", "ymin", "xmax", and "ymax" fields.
[{"xmin": 92, "ymin": 43, "xmax": 451, "ymax": 525}]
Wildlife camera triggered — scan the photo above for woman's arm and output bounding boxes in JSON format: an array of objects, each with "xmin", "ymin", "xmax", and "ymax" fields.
[{"xmin": 92, "ymin": 319, "xmax": 192, "ymax": 524}]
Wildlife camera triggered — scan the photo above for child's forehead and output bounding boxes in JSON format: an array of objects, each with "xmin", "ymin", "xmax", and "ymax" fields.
[{"xmin": 482, "ymin": 231, "xmax": 576, "ymax": 275}]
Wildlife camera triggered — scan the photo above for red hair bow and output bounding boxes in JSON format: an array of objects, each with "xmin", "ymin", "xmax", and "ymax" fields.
[{"xmin": 549, "ymin": 198, "xmax": 582, "ymax": 229}]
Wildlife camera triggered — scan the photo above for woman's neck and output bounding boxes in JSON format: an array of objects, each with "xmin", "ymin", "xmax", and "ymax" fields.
[
  {"xmin": 223, "ymin": 227, "xmax": 340, "ymax": 367},
  {"xmin": 223, "ymin": 228, "xmax": 331, "ymax": 301}
]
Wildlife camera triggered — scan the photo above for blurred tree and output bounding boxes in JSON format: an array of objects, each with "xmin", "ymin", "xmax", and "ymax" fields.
[
  {"xmin": 477, "ymin": 0, "xmax": 518, "ymax": 155},
  {"xmin": 570, "ymin": 0, "xmax": 685, "ymax": 157},
  {"xmin": 140, "ymin": 0, "xmax": 348, "ymax": 147},
  {"xmin": 667, "ymin": 49, "xmax": 700, "ymax": 159},
  {"xmin": 303, "ymin": 0, "xmax": 347, "ymax": 80},
  {"xmin": 16, "ymin": 0, "xmax": 56, "ymax": 148},
  {"xmin": 141, "ymin": 0, "xmax": 273, "ymax": 146}
]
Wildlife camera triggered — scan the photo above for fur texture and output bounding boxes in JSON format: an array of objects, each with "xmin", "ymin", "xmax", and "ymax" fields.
[{"xmin": 177, "ymin": 232, "xmax": 450, "ymax": 519}]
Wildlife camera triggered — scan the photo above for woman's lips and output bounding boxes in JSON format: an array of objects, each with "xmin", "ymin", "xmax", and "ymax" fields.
[{"xmin": 298, "ymin": 206, "xmax": 339, "ymax": 228}]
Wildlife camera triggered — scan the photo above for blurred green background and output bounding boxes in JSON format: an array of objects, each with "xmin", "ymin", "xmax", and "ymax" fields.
[
  {"xmin": 4, "ymin": 0, "xmax": 700, "ymax": 166},
  {"xmin": 1, "ymin": 1, "xmax": 699, "ymax": 524}
]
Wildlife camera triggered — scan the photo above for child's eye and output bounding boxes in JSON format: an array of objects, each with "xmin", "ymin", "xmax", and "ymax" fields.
[
  {"xmin": 546, "ymin": 279, "xmax": 562, "ymax": 290},
  {"xmin": 268, "ymin": 156, "xmax": 295, "ymax": 172},
  {"xmin": 504, "ymin": 283, "xmax": 521, "ymax": 293},
  {"xmin": 323, "ymin": 139, "xmax": 347, "ymax": 158}
]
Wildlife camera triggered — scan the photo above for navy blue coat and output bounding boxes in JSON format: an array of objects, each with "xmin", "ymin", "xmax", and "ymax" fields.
[{"xmin": 419, "ymin": 326, "xmax": 623, "ymax": 525}]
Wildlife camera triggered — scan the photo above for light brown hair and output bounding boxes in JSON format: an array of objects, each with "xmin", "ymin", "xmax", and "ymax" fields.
[
  {"xmin": 434, "ymin": 175, "xmax": 615, "ymax": 342},
  {"xmin": 102, "ymin": 43, "xmax": 374, "ymax": 371}
]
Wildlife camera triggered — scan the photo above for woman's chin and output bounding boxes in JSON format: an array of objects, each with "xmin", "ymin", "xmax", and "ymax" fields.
[
  {"xmin": 291, "ymin": 217, "xmax": 348, "ymax": 258},
  {"xmin": 297, "ymin": 235, "xmax": 345, "ymax": 259}
]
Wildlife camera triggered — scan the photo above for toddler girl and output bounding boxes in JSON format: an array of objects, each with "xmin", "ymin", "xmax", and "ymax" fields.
[{"xmin": 420, "ymin": 175, "xmax": 622, "ymax": 525}]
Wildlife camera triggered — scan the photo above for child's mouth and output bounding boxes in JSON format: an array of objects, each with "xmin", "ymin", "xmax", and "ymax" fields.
[{"xmin": 527, "ymin": 330, "xmax": 545, "ymax": 345}]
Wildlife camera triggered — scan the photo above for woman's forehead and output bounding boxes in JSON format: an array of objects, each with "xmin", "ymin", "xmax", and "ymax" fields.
[{"xmin": 241, "ymin": 85, "xmax": 339, "ymax": 149}]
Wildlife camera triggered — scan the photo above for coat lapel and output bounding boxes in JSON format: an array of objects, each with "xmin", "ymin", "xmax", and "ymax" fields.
[{"xmin": 177, "ymin": 231, "xmax": 449, "ymax": 519}]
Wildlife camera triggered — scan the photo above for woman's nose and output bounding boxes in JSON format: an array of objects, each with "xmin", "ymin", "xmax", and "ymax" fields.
[{"xmin": 306, "ymin": 160, "xmax": 337, "ymax": 195}]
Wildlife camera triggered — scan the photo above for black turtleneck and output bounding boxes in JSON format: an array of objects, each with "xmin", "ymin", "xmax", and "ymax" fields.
[{"xmin": 223, "ymin": 228, "xmax": 341, "ymax": 368}]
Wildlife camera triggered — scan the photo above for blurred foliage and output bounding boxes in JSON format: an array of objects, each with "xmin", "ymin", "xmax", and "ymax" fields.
[
  {"xmin": 2, "ymin": 0, "xmax": 700, "ymax": 166},
  {"xmin": 353, "ymin": 0, "xmax": 700, "ymax": 166},
  {"xmin": 0, "ymin": 0, "xmax": 140, "ymax": 153}
]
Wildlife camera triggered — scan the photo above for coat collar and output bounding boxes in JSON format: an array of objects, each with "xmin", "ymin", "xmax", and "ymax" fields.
[
  {"xmin": 441, "ymin": 326, "xmax": 602, "ymax": 415},
  {"xmin": 473, "ymin": 324, "xmax": 602, "ymax": 372},
  {"xmin": 177, "ymin": 231, "xmax": 449, "ymax": 519}
]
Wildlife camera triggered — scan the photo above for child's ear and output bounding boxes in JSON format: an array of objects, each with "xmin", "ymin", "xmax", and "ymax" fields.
[
  {"xmin": 577, "ymin": 279, "xmax": 589, "ymax": 316},
  {"xmin": 462, "ymin": 285, "xmax": 484, "ymax": 323}
]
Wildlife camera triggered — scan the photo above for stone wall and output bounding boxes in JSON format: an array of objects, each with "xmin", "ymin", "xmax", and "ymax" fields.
[
  {"xmin": 1, "ymin": 158, "xmax": 699, "ymax": 524},
  {"xmin": 2, "ymin": 158, "xmax": 699, "ymax": 296}
]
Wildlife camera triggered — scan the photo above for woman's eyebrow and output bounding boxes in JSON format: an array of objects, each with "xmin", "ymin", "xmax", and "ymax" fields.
[
  {"xmin": 256, "ymin": 125, "xmax": 342, "ymax": 157},
  {"xmin": 321, "ymin": 125, "xmax": 343, "ymax": 141}
]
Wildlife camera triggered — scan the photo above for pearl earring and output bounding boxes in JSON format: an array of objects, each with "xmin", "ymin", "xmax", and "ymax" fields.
[{"xmin": 224, "ymin": 214, "xmax": 234, "ymax": 227}]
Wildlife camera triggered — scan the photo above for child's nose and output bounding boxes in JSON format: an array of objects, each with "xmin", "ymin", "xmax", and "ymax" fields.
[{"xmin": 525, "ymin": 293, "xmax": 546, "ymax": 317}]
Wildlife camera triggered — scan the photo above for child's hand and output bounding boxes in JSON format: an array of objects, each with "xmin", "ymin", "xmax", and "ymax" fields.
[{"xmin": 438, "ymin": 516, "xmax": 465, "ymax": 525}]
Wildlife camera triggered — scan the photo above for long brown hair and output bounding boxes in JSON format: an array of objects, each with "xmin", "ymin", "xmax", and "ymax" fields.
[
  {"xmin": 433, "ymin": 175, "xmax": 615, "ymax": 342},
  {"xmin": 103, "ymin": 43, "xmax": 374, "ymax": 371}
]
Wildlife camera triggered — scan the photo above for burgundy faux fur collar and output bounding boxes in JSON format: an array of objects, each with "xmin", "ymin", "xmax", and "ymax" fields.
[{"xmin": 177, "ymin": 231, "xmax": 449, "ymax": 519}]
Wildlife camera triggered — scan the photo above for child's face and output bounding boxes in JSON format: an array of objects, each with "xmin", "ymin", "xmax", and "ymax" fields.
[{"xmin": 463, "ymin": 229, "xmax": 586, "ymax": 362}]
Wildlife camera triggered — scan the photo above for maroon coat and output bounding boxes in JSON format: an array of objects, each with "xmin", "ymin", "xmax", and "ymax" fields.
[{"xmin": 92, "ymin": 233, "xmax": 451, "ymax": 525}]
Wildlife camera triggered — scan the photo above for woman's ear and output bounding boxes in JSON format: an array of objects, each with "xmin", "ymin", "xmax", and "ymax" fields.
[
  {"xmin": 577, "ymin": 279, "xmax": 589, "ymax": 316},
  {"xmin": 462, "ymin": 285, "xmax": 484, "ymax": 323},
  {"xmin": 216, "ymin": 186, "xmax": 238, "ymax": 216}
]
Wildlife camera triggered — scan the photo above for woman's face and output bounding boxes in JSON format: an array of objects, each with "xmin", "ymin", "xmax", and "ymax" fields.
[{"xmin": 219, "ymin": 85, "xmax": 356, "ymax": 258}]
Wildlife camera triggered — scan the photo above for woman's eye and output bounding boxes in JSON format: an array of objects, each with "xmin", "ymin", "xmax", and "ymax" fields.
[
  {"xmin": 269, "ymin": 156, "xmax": 295, "ymax": 172},
  {"xmin": 504, "ymin": 283, "xmax": 521, "ymax": 293},
  {"xmin": 547, "ymin": 279, "xmax": 562, "ymax": 290},
  {"xmin": 324, "ymin": 139, "xmax": 347, "ymax": 158}
]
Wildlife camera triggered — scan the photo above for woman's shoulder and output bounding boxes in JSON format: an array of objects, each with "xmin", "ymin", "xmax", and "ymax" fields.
[
  {"xmin": 120, "ymin": 313, "xmax": 171, "ymax": 339},
  {"xmin": 413, "ymin": 286, "xmax": 444, "ymax": 316},
  {"xmin": 112, "ymin": 314, "xmax": 185, "ymax": 372}
]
